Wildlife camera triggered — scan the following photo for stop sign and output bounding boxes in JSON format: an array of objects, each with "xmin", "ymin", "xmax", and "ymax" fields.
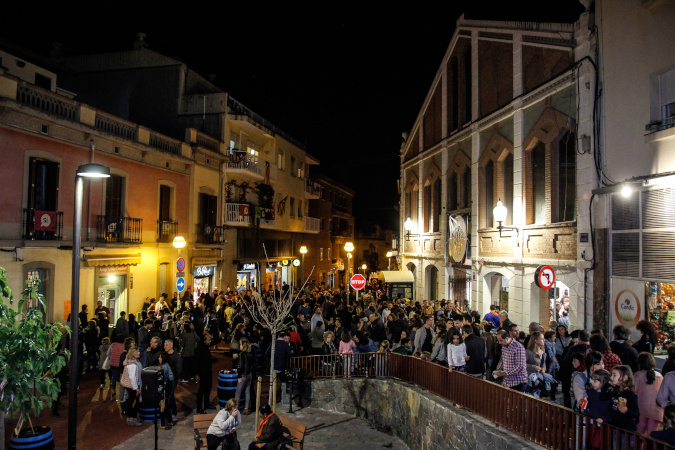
[{"xmin": 350, "ymin": 274, "xmax": 366, "ymax": 290}]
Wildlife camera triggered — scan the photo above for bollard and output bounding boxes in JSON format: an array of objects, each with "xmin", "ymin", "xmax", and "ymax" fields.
[{"xmin": 255, "ymin": 376, "xmax": 262, "ymax": 431}]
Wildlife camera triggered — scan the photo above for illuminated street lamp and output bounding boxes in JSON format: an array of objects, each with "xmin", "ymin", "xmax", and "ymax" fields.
[
  {"xmin": 386, "ymin": 251, "xmax": 393, "ymax": 270},
  {"xmin": 70, "ymin": 163, "xmax": 109, "ymax": 450},
  {"xmin": 361, "ymin": 263, "xmax": 367, "ymax": 275},
  {"xmin": 172, "ymin": 235, "xmax": 186, "ymax": 249},
  {"xmin": 299, "ymin": 245, "xmax": 307, "ymax": 284},
  {"xmin": 493, "ymin": 199, "xmax": 520, "ymax": 246},
  {"xmin": 344, "ymin": 241, "xmax": 354, "ymax": 294}
]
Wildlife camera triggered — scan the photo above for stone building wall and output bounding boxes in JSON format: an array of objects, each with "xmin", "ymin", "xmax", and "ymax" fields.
[{"xmin": 285, "ymin": 378, "xmax": 543, "ymax": 450}]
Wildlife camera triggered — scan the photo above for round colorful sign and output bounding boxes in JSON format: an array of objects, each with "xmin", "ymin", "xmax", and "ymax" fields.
[
  {"xmin": 614, "ymin": 289, "xmax": 641, "ymax": 329},
  {"xmin": 535, "ymin": 265, "xmax": 555, "ymax": 289},
  {"xmin": 177, "ymin": 257, "xmax": 186, "ymax": 272}
]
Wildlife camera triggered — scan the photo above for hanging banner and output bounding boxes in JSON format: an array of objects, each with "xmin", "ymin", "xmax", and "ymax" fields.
[
  {"xmin": 34, "ymin": 210, "xmax": 57, "ymax": 231},
  {"xmin": 611, "ymin": 278, "xmax": 645, "ymax": 342}
]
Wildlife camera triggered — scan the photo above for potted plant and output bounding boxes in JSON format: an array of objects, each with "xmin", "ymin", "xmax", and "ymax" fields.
[{"xmin": 0, "ymin": 266, "xmax": 69, "ymax": 448}]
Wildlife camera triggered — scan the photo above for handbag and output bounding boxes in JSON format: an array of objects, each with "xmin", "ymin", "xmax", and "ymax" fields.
[
  {"xmin": 120, "ymin": 365, "xmax": 133, "ymax": 389},
  {"xmin": 101, "ymin": 355, "xmax": 111, "ymax": 371}
]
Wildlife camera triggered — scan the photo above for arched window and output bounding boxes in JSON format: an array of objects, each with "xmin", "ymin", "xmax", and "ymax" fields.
[{"xmin": 485, "ymin": 160, "xmax": 494, "ymax": 228}]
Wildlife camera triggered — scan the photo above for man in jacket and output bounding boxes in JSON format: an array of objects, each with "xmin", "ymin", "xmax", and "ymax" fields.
[
  {"xmin": 463, "ymin": 324, "xmax": 486, "ymax": 378},
  {"xmin": 367, "ymin": 313, "xmax": 387, "ymax": 347},
  {"xmin": 159, "ymin": 339, "xmax": 183, "ymax": 429},
  {"xmin": 115, "ymin": 311, "xmax": 129, "ymax": 338},
  {"xmin": 414, "ymin": 315, "xmax": 435, "ymax": 355},
  {"xmin": 195, "ymin": 333, "xmax": 213, "ymax": 414},
  {"xmin": 610, "ymin": 325, "xmax": 639, "ymax": 373}
]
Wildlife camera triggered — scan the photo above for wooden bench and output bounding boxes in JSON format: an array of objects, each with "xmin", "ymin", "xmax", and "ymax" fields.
[
  {"xmin": 193, "ymin": 412, "xmax": 217, "ymax": 449},
  {"xmin": 279, "ymin": 416, "xmax": 307, "ymax": 450}
]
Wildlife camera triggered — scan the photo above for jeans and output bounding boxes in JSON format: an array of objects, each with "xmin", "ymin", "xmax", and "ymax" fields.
[
  {"xmin": 111, "ymin": 366, "xmax": 120, "ymax": 390},
  {"xmin": 124, "ymin": 387, "xmax": 139, "ymax": 418},
  {"xmin": 485, "ymin": 357, "xmax": 494, "ymax": 381},
  {"xmin": 197, "ymin": 374, "xmax": 212, "ymax": 410},
  {"xmin": 163, "ymin": 379, "xmax": 178, "ymax": 424},
  {"xmin": 235, "ymin": 374, "xmax": 252, "ymax": 409}
]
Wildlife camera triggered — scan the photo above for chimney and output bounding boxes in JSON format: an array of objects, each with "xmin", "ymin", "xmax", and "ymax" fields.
[{"xmin": 134, "ymin": 33, "xmax": 148, "ymax": 50}]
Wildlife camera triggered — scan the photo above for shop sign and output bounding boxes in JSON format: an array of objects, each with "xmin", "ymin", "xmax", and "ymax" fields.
[
  {"xmin": 98, "ymin": 265, "xmax": 127, "ymax": 276},
  {"xmin": 194, "ymin": 265, "xmax": 214, "ymax": 277},
  {"xmin": 448, "ymin": 215, "xmax": 468, "ymax": 264},
  {"xmin": 611, "ymin": 279, "xmax": 644, "ymax": 339},
  {"xmin": 242, "ymin": 263, "xmax": 256, "ymax": 270}
]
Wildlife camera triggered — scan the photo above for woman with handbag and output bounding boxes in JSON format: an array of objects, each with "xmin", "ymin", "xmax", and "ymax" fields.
[
  {"xmin": 179, "ymin": 323, "xmax": 199, "ymax": 382},
  {"xmin": 120, "ymin": 346, "xmax": 143, "ymax": 426},
  {"xmin": 235, "ymin": 338, "xmax": 254, "ymax": 415}
]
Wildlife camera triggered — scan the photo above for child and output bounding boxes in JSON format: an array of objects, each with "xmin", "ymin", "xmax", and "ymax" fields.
[
  {"xmin": 585, "ymin": 369, "xmax": 612, "ymax": 449},
  {"xmin": 602, "ymin": 365, "xmax": 639, "ymax": 432},
  {"xmin": 569, "ymin": 352, "xmax": 587, "ymax": 410},
  {"xmin": 634, "ymin": 352, "xmax": 664, "ymax": 435},
  {"xmin": 544, "ymin": 330, "xmax": 558, "ymax": 377},
  {"xmin": 97, "ymin": 337, "xmax": 112, "ymax": 388},
  {"xmin": 339, "ymin": 331, "xmax": 356, "ymax": 375},
  {"xmin": 446, "ymin": 331, "xmax": 469, "ymax": 372}
]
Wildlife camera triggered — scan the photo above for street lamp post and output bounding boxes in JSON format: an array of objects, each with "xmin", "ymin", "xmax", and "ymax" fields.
[
  {"xmin": 70, "ymin": 163, "xmax": 110, "ymax": 450},
  {"xmin": 344, "ymin": 241, "xmax": 354, "ymax": 301},
  {"xmin": 299, "ymin": 245, "xmax": 307, "ymax": 285},
  {"xmin": 361, "ymin": 263, "xmax": 367, "ymax": 275},
  {"xmin": 386, "ymin": 251, "xmax": 392, "ymax": 271}
]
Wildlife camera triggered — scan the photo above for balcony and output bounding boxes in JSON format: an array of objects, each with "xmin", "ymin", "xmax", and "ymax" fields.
[
  {"xmin": 157, "ymin": 220, "xmax": 178, "ymax": 243},
  {"xmin": 224, "ymin": 203, "xmax": 251, "ymax": 227},
  {"xmin": 96, "ymin": 216, "xmax": 143, "ymax": 244},
  {"xmin": 196, "ymin": 224, "xmax": 225, "ymax": 244},
  {"xmin": 225, "ymin": 151, "xmax": 263, "ymax": 179},
  {"xmin": 23, "ymin": 209, "xmax": 63, "ymax": 240},
  {"xmin": 305, "ymin": 180, "xmax": 322, "ymax": 199},
  {"xmin": 259, "ymin": 207, "xmax": 276, "ymax": 228},
  {"xmin": 304, "ymin": 217, "xmax": 321, "ymax": 234}
]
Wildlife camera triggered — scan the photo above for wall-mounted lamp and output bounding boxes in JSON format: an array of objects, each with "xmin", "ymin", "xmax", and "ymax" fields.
[
  {"xmin": 403, "ymin": 218, "xmax": 420, "ymax": 241},
  {"xmin": 493, "ymin": 199, "xmax": 520, "ymax": 246}
]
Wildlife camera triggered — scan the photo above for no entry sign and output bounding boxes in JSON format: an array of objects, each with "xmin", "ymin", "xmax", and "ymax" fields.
[
  {"xmin": 535, "ymin": 265, "xmax": 556, "ymax": 289},
  {"xmin": 350, "ymin": 274, "xmax": 366, "ymax": 290}
]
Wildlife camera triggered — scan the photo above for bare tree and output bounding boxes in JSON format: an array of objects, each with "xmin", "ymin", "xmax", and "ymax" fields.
[{"xmin": 241, "ymin": 245, "xmax": 314, "ymax": 402}]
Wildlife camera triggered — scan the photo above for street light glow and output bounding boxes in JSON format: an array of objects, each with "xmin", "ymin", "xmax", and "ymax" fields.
[
  {"xmin": 299, "ymin": 245, "xmax": 307, "ymax": 254},
  {"xmin": 172, "ymin": 236, "xmax": 186, "ymax": 248},
  {"xmin": 344, "ymin": 241, "xmax": 354, "ymax": 252}
]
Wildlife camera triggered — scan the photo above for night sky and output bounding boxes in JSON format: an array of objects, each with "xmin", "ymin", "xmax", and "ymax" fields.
[{"xmin": 1, "ymin": 2, "xmax": 584, "ymax": 230}]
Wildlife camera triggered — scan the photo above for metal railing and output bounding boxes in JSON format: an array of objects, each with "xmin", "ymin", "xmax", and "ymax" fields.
[
  {"xmin": 22, "ymin": 209, "xmax": 63, "ymax": 240},
  {"xmin": 156, "ymin": 220, "xmax": 178, "ymax": 242},
  {"xmin": 95, "ymin": 216, "xmax": 142, "ymax": 243},
  {"xmin": 304, "ymin": 216, "xmax": 320, "ymax": 233},
  {"xmin": 646, "ymin": 116, "xmax": 675, "ymax": 133},
  {"xmin": 225, "ymin": 203, "xmax": 251, "ymax": 225},
  {"xmin": 225, "ymin": 152, "xmax": 262, "ymax": 176},
  {"xmin": 305, "ymin": 180, "xmax": 322, "ymax": 197},
  {"xmin": 259, "ymin": 207, "xmax": 275, "ymax": 227},
  {"xmin": 289, "ymin": 353, "xmax": 675, "ymax": 450},
  {"xmin": 196, "ymin": 223, "xmax": 224, "ymax": 244}
]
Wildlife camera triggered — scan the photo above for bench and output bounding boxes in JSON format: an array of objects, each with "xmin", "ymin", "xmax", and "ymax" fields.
[
  {"xmin": 193, "ymin": 412, "xmax": 217, "ymax": 449},
  {"xmin": 279, "ymin": 416, "xmax": 307, "ymax": 450}
]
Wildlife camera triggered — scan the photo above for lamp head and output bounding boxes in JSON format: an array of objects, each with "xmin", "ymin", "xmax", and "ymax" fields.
[
  {"xmin": 361, "ymin": 264, "xmax": 367, "ymax": 270},
  {"xmin": 386, "ymin": 251, "xmax": 393, "ymax": 258},
  {"xmin": 172, "ymin": 236, "xmax": 186, "ymax": 249},
  {"xmin": 493, "ymin": 199, "xmax": 507, "ymax": 225},
  {"xmin": 77, "ymin": 163, "xmax": 110, "ymax": 178},
  {"xmin": 404, "ymin": 218, "xmax": 414, "ymax": 232},
  {"xmin": 344, "ymin": 242, "xmax": 354, "ymax": 252},
  {"xmin": 299, "ymin": 245, "xmax": 308, "ymax": 254}
]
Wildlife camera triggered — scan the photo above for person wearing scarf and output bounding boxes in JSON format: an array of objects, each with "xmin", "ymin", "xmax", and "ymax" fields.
[{"xmin": 248, "ymin": 403, "xmax": 283, "ymax": 449}]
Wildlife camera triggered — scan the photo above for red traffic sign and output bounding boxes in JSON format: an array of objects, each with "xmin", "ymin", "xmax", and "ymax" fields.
[
  {"xmin": 350, "ymin": 274, "xmax": 366, "ymax": 290},
  {"xmin": 535, "ymin": 265, "xmax": 556, "ymax": 289},
  {"xmin": 177, "ymin": 257, "xmax": 186, "ymax": 272}
]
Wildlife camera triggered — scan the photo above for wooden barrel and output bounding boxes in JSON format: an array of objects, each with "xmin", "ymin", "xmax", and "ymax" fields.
[
  {"xmin": 9, "ymin": 426, "xmax": 55, "ymax": 450},
  {"xmin": 217, "ymin": 370, "xmax": 237, "ymax": 409}
]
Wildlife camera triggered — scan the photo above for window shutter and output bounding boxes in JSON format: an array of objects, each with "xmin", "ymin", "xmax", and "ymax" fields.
[{"xmin": 660, "ymin": 69, "xmax": 675, "ymax": 112}]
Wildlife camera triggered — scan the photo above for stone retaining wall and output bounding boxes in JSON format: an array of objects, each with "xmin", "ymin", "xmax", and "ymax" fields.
[{"xmin": 283, "ymin": 378, "xmax": 543, "ymax": 450}]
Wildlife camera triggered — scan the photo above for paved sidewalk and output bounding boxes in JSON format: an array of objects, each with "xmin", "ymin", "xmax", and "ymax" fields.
[{"xmin": 112, "ymin": 407, "xmax": 408, "ymax": 449}]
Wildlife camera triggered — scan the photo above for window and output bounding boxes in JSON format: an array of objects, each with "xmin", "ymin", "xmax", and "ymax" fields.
[
  {"xmin": 298, "ymin": 162, "xmax": 304, "ymax": 179},
  {"xmin": 484, "ymin": 160, "xmax": 494, "ymax": 228},
  {"xmin": 423, "ymin": 165, "xmax": 441, "ymax": 233},
  {"xmin": 557, "ymin": 131, "xmax": 576, "ymax": 222},
  {"xmin": 532, "ymin": 143, "xmax": 546, "ymax": 224},
  {"xmin": 199, "ymin": 193, "xmax": 218, "ymax": 226},
  {"xmin": 405, "ymin": 174, "xmax": 419, "ymax": 232},
  {"xmin": 448, "ymin": 172, "xmax": 458, "ymax": 211},
  {"xmin": 504, "ymin": 154, "xmax": 513, "ymax": 225},
  {"xmin": 28, "ymin": 157, "xmax": 59, "ymax": 211},
  {"xmin": 433, "ymin": 177, "xmax": 441, "ymax": 232},
  {"xmin": 463, "ymin": 167, "xmax": 471, "ymax": 208},
  {"xmin": 277, "ymin": 150, "xmax": 284, "ymax": 170},
  {"xmin": 327, "ymin": 247, "xmax": 332, "ymax": 262},
  {"xmin": 659, "ymin": 68, "xmax": 675, "ymax": 120},
  {"xmin": 290, "ymin": 197, "xmax": 296, "ymax": 217},
  {"xmin": 320, "ymin": 248, "xmax": 324, "ymax": 261},
  {"xmin": 298, "ymin": 200, "xmax": 303, "ymax": 218},
  {"xmin": 105, "ymin": 175, "xmax": 124, "ymax": 218},
  {"xmin": 159, "ymin": 185, "xmax": 172, "ymax": 221},
  {"xmin": 290, "ymin": 156, "xmax": 296, "ymax": 177}
]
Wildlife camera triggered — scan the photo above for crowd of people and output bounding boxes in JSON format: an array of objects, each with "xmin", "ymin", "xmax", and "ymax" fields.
[{"xmin": 60, "ymin": 279, "xmax": 675, "ymax": 448}]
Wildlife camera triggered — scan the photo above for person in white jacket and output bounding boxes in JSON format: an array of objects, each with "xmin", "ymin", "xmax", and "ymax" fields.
[
  {"xmin": 206, "ymin": 398, "xmax": 241, "ymax": 450},
  {"xmin": 121, "ymin": 347, "xmax": 143, "ymax": 426}
]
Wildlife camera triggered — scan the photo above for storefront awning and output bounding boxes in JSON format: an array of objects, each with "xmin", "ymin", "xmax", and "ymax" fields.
[
  {"xmin": 86, "ymin": 254, "xmax": 141, "ymax": 267},
  {"xmin": 233, "ymin": 256, "xmax": 295, "ymax": 265},
  {"xmin": 378, "ymin": 270, "xmax": 414, "ymax": 283}
]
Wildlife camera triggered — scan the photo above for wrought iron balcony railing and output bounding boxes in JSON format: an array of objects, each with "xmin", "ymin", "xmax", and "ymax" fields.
[
  {"xmin": 23, "ymin": 209, "xmax": 63, "ymax": 240},
  {"xmin": 96, "ymin": 216, "xmax": 143, "ymax": 244}
]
